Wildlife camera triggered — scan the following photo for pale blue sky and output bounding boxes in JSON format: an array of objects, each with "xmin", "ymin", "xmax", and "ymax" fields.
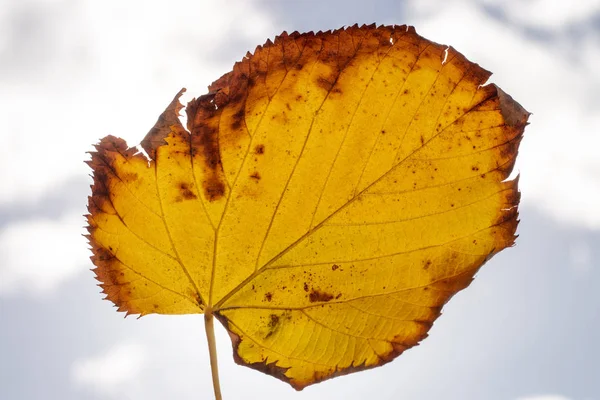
[{"xmin": 1, "ymin": 1, "xmax": 599, "ymax": 399}]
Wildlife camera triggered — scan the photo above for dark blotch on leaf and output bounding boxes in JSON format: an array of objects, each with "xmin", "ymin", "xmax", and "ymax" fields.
[
  {"xmin": 231, "ymin": 109, "xmax": 245, "ymax": 130},
  {"xmin": 203, "ymin": 178, "xmax": 225, "ymax": 201},
  {"xmin": 269, "ymin": 314, "xmax": 280, "ymax": 327},
  {"xmin": 309, "ymin": 290, "xmax": 335, "ymax": 303},
  {"xmin": 179, "ymin": 182, "xmax": 197, "ymax": 200},
  {"xmin": 264, "ymin": 314, "xmax": 281, "ymax": 339},
  {"xmin": 187, "ymin": 95, "xmax": 227, "ymax": 202}
]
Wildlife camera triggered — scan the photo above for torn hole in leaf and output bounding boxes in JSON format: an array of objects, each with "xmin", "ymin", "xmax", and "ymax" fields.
[
  {"xmin": 506, "ymin": 168, "xmax": 520, "ymax": 182},
  {"xmin": 441, "ymin": 46, "xmax": 449, "ymax": 65},
  {"xmin": 134, "ymin": 145, "xmax": 151, "ymax": 167},
  {"xmin": 178, "ymin": 94, "xmax": 190, "ymax": 132}
]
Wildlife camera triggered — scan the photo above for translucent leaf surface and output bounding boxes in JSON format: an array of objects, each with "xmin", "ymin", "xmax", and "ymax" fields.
[{"xmin": 87, "ymin": 24, "xmax": 529, "ymax": 389}]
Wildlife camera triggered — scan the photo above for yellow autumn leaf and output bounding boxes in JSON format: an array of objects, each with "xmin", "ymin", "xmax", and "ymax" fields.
[{"xmin": 86, "ymin": 24, "xmax": 528, "ymax": 394}]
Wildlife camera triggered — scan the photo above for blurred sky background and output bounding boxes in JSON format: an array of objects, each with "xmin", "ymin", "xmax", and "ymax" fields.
[{"xmin": 1, "ymin": 0, "xmax": 599, "ymax": 399}]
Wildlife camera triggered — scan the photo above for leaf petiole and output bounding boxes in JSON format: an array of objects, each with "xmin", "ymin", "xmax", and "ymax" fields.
[{"xmin": 204, "ymin": 309, "xmax": 222, "ymax": 400}]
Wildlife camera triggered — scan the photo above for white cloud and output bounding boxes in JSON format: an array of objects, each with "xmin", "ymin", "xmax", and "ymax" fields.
[
  {"xmin": 0, "ymin": 0, "xmax": 276, "ymax": 206},
  {"xmin": 404, "ymin": 0, "xmax": 600, "ymax": 229},
  {"xmin": 569, "ymin": 240, "xmax": 592, "ymax": 274},
  {"xmin": 72, "ymin": 342, "xmax": 146, "ymax": 396},
  {"xmin": 483, "ymin": 0, "xmax": 600, "ymax": 28},
  {"xmin": 5, "ymin": 0, "xmax": 597, "ymax": 230},
  {"xmin": 516, "ymin": 395, "xmax": 573, "ymax": 400},
  {"xmin": 0, "ymin": 213, "xmax": 89, "ymax": 296}
]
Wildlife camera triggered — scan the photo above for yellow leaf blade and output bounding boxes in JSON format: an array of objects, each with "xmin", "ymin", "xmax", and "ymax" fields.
[{"xmin": 87, "ymin": 23, "xmax": 528, "ymax": 389}]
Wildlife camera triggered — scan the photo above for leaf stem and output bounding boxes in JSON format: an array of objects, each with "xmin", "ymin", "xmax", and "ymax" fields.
[{"xmin": 204, "ymin": 309, "xmax": 222, "ymax": 400}]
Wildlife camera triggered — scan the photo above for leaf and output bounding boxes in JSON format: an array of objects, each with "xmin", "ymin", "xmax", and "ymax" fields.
[{"xmin": 86, "ymin": 24, "xmax": 529, "ymax": 390}]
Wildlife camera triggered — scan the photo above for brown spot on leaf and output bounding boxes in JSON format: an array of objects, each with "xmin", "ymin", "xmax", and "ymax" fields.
[
  {"xmin": 203, "ymin": 177, "xmax": 225, "ymax": 201},
  {"xmin": 250, "ymin": 172, "xmax": 261, "ymax": 181},
  {"xmin": 264, "ymin": 314, "xmax": 281, "ymax": 339},
  {"xmin": 231, "ymin": 109, "xmax": 245, "ymax": 130},
  {"xmin": 121, "ymin": 172, "xmax": 139, "ymax": 182},
  {"xmin": 309, "ymin": 289, "xmax": 335, "ymax": 303},
  {"xmin": 423, "ymin": 260, "xmax": 432, "ymax": 270},
  {"xmin": 179, "ymin": 182, "xmax": 197, "ymax": 200},
  {"xmin": 187, "ymin": 95, "xmax": 227, "ymax": 202},
  {"xmin": 268, "ymin": 314, "xmax": 280, "ymax": 328},
  {"xmin": 316, "ymin": 76, "xmax": 335, "ymax": 91},
  {"xmin": 255, "ymin": 144, "xmax": 265, "ymax": 154},
  {"xmin": 331, "ymin": 264, "xmax": 340, "ymax": 271},
  {"xmin": 265, "ymin": 292, "xmax": 273, "ymax": 302},
  {"xmin": 197, "ymin": 125, "xmax": 221, "ymax": 169}
]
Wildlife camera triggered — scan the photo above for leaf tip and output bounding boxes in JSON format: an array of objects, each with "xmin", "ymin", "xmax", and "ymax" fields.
[
  {"xmin": 140, "ymin": 88, "xmax": 188, "ymax": 160},
  {"xmin": 496, "ymin": 86, "xmax": 530, "ymax": 128}
]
